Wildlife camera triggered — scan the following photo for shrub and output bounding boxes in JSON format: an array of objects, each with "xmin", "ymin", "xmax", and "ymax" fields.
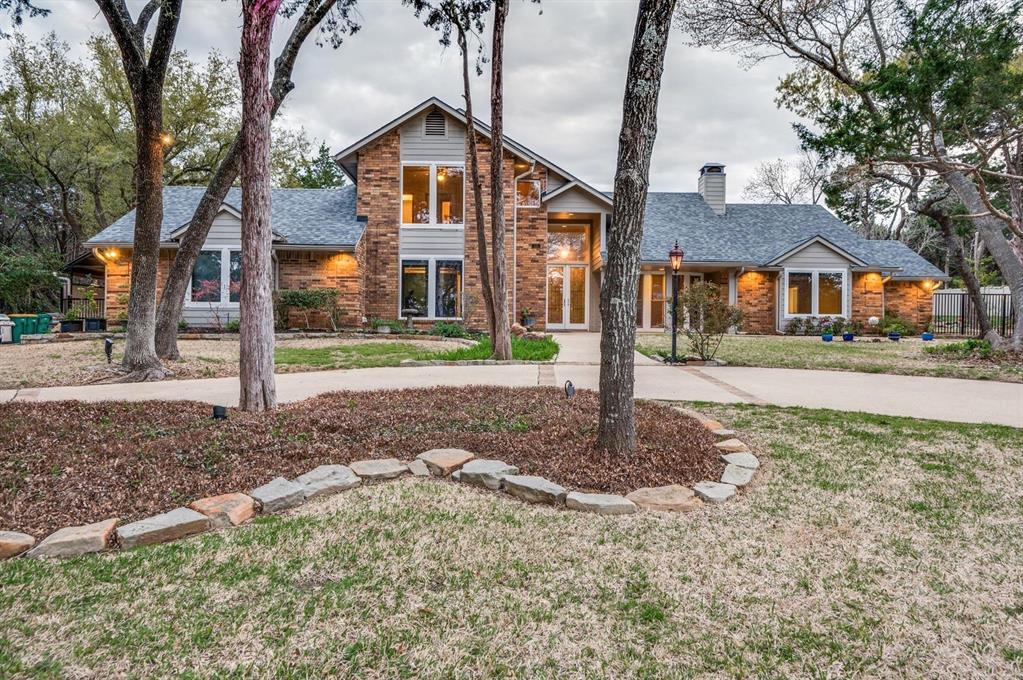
[
  {"xmin": 881, "ymin": 314, "xmax": 914, "ymax": 335},
  {"xmin": 371, "ymin": 317, "xmax": 405, "ymax": 333},
  {"xmin": 924, "ymin": 338, "xmax": 993, "ymax": 359},
  {"xmin": 784, "ymin": 317, "xmax": 805, "ymax": 335},
  {"xmin": 678, "ymin": 281, "xmax": 742, "ymax": 360},
  {"xmin": 224, "ymin": 319, "xmax": 240, "ymax": 333},
  {"xmin": 0, "ymin": 246, "xmax": 61, "ymax": 312},
  {"xmin": 177, "ymin": 320, "xmax": 189, "ymax": 332},
  {"xmin": 276, "ymin": 288, "xmax": 340, "ymax": 330},
  {"xmin": 430, "ymin": 320, "xmax": 470, "ymax": 338}
]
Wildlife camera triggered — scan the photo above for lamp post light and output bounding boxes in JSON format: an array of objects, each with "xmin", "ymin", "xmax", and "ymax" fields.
[{"xmin": 668, "ymin": 240, "xmax": 685, "ymax": 363}]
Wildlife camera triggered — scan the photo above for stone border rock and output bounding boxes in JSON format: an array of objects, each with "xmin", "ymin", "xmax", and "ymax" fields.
[{"xmin": 1, "ymin": 411, "xmax": 761, "ymax": 561}]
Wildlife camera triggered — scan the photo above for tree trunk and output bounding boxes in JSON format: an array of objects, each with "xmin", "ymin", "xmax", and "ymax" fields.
[
  {"xmin": 941, "ymin": 166, "xmax": 1023, "ymax": 349},
  {"xmin": 488, "ymin": 0, "xmax": 512, "ymax": 360},
  {"xmin": 154, "ymin": 0, "xmax": 342, "ymax": 360},
  {"xmin": 596, "ymin": 0, "xmax": 676, "ymax": 454},
  {"xmin": 155, "ymin": 139, "xmax": 241, "ymax": 359},
  {"xmin": 238, "ymin": 0, "xmax": 282, "ymax": 411},
  {"xmin": 120, "ymin": 85, "xmax": 167, "ymax": 375},
  {"xmin": 457, "ymin": 26, "xmax": 496, "ymax": 339},
  {"xmin": 930, "ymin": 210, "xmax": 991, "ymax": 337}
]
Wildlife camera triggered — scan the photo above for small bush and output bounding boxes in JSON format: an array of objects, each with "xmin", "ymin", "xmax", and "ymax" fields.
[
  {"xmin": 177, "ymin": 320, "xmax": 189, "ymax": 332},
  {"xmin": 276, "ymin": 288, "xmax": 341, "ymax": 330},
  {"xmin": 881, "ymin": 314, "xmax": 914, "ymax": 335},
  {"xmin": 784, "ymin": 317, "xmax": 805, "ymax": 335},
  {"xmin": 430, "ymin": 321, "xmax": 470, "ymax": 338},
  {"xmin": 224, "ymin": 319, "xmax": 240, "ymax": 333},
  {"xmin": 371, "ymin": 318, "xmax": 406, "ymax": 333},
  {"xmin": 925, "ymin": 339, "xmax": 993, "ymax": 359},
  {"xmin": 678, "ymin": 281, "xmax": 742, "ymax": 360}
]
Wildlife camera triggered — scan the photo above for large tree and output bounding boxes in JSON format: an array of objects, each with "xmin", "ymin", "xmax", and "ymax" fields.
[
  {"xmin": 488, "ymin": 0, "xmax": 512, "ymax": 359},
  {"xmin": 94, "ymin": 0, "xmax": 183, "ymax": 377},
  {"xmin": 407, "ymin": 0, "xmax": 497, "ymax": 342},
  {"xmin": 680, "ymin": 0, "xmax": 1023, "ymax": 348},
  {"xmin": 597, "ymin": 0, "xmax": 676, "ymax": 455},
  {"xmin": 154, "ymin": 0, "xmax": 359, "ymax": 361},
  {"xmin": 238, "ymin": 0, "xmax": 284, "ymax": 412}
]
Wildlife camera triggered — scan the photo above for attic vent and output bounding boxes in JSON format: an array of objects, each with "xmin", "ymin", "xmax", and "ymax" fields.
[{"xmin": 424, "ymin": 111, "xmax": 446, "ymax": 136}]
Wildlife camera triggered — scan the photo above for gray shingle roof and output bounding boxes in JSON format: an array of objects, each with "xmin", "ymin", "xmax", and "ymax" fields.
[
  {"xmin": 638, "ymin": 192, "xmax": 945, "ymax": 278},
  {"xmin": 86, "ymin": 185, "xmax": 363, "ymax": 248}
]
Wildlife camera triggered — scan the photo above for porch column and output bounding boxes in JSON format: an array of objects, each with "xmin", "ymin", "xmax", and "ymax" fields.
[{"xmin": 728, "ymin": 269, "xmax": 738, "ymax": 334}]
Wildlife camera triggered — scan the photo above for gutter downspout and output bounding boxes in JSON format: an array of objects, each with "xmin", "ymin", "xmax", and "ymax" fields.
[{"xmin": 512, "ymin": 159, "xmax": 536, "ymax": 323}]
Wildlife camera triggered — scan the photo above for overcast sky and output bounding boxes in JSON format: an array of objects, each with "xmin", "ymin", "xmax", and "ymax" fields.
[{"xmin": 16, "ymin": 0, "xmax": 801, "ymax": 198}]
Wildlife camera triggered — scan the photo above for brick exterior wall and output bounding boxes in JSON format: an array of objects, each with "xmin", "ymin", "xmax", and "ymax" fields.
[
  {"xmin": 851, "ymin": 272, "xmax": 884, "ymax": 331},
  {"xmin": 511, "ymin": 167, "xmax": 548, "ymax": 330},
  {"xmin": 885, "ymin": 280, "xmax": 933, "ymax": 331},
  {"xmin": 736, "ymin": 270, "xmax": 777, "ymax": 333},
  {"xmin": 276, "ymin": 250, "xmax": 362, "ymax": 328},
  {"xmin": 357, "ymin": 130, "xmax": 401, "ymax": 321}
]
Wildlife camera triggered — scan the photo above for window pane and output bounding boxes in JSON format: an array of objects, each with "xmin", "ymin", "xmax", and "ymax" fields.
[
  {"xmin": 650, "ymin": 274, "xmax": 665, "ymax": 327},
  {"xmin": 516, "ymin": 179, "xmax": 541, "ymax": 208},
  {"xmin": 191, "ymin": 250, "xmax": 222, "ymax": 302},
  {"xmin": 229, "ymin": 251, "xmax": 242, "ymax": 303},
  {"xmin": 547, "ymin": 267, "xmax": 564, "ymax": 325},
  {"xmin": 547, "ymin": 229, "xmax": 587, "ymax": 261},
  {"xmin": 436, "ymin": 166, "xmax": 463, "ymax": 224},
  {"xmin": 435, "ymin": 260, "xmax": 462, "ymax": 317},
  {"xmin": 636, "ymin": 274, "xmax": 644, "ymax": 326},
  {"xmin": 401, "ymin": 260, "xmax": 428, "ymax": 317},
  {"xmin": 818, "ymin": 272, "xmax": 843, "ymax": 315},
  {"xmin": 787, "ymin": 272, "xmax": 812, "ymax": 314},
  {"xmin": 402, "ymin": 166, "xmax": 430, "ymax": 224}
]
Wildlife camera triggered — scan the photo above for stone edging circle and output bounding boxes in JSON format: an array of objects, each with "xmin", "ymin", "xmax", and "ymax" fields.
[{"xmin": 0, "ymin": 412, "xmax": 760, "ymax": 561}]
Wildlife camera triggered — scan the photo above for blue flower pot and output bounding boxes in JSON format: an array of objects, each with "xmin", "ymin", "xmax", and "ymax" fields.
[
  {"xmin": 821, "ymin": 333, "xmax": 833, "ymax": 342},
  {"xmin": 842, "ymin": 332, "xmax": 855, "ymax": 342},
  {"xmin": 921, "ymin": 332, "xmax": 934, "ymax": 341},
  {"xmin": 888, "ymin": 332, "xmax": 901, "ymax": 342}
]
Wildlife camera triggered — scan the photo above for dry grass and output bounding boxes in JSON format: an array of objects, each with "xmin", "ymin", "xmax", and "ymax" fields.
[
  {"xmin": 636, "ymin": 333, "xmax": 1023, "ymax": 382},
  {"xmin": 1, "ymin": 404, "xmax": 1020, "ymax": 677},
  {"xmin": 0, "ymin": 337, "xmax": 456, "ymax": 389}
]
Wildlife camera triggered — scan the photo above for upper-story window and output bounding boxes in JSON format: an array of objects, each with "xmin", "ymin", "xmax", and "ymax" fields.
[{"xmin": 401, "ymin": 163, "xmax": 464, "ymax": 227}]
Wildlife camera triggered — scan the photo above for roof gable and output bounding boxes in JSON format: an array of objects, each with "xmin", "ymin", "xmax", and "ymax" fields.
[{"xmin": 766, "ymin": 235, "xmax": 868, "ymax": 267}]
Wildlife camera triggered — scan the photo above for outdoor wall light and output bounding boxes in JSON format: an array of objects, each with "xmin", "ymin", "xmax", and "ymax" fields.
[
  {"xmin": 212, "ymin": 405, "xmax": 228, "ymax": 420},
  {"xmin": 104, "ymin": 337, "xmax": 113, "ymax": 364},
  {"xmin": 564, "ymin": 380, "xmax": 575, "ymax": 399}
]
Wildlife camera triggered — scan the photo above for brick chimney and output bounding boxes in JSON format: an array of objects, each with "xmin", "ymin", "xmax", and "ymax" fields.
[{"xmin": 698, "ymin": 162, "xmax": 726, "ymax": 216}]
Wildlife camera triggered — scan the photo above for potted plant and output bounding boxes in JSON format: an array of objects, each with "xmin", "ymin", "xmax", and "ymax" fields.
[
  {"xmin": 819, "ymin": 316, "xmax": 834, "ymax": 342},
  {"xmin": 921, "ymin": 323, "xmax": 934, "ymax": 341},
  {"xmin": 842, "ymin": 320, "xmax": 857, "ymax": 342},
  {"xmin": 520, "ymin": 307, "xmax": 535, "ymax": 327},
  {"xmin": 60, "ymin": 308, "xmax": 83, "ymax": 333},
  {"xmin": 372, "ymin": 318, "xmax": 393, "ymax": 334},
  {"xmin": 83, "ymin": 289, "xmax": 104, "ymax": 332}
]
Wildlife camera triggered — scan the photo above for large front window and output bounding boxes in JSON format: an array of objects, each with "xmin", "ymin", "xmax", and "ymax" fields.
[
  {"xmin": 400, "ymin": 258, "xmax": 463, "ymax": 319},
  {"xmin": 402, "ymin": 163, "xmax": 464, "ymax": 227},
  {"xmin": 785, "ymin": 269, "xmax": 846, "ymax": 317},
  {"xmin": 547, "ymin": 225, "xmax": 588, "ymax": 262},
  {"xmin": 189, "ymin": 248, "xmax": 241, "ymax": 305}
]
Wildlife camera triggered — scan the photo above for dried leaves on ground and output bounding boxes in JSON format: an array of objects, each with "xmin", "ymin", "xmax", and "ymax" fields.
[{"xmin": 0, "ymin": 386, "xmax": 721, "ymax": 535}]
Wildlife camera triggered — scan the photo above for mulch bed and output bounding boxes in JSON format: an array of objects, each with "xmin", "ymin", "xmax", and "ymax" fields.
[{"xmin": 0, "ymin": 387, "xmax": 723, "ymax": 536}]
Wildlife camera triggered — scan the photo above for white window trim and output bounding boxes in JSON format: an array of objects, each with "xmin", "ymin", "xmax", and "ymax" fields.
[
  {"xmin": 782, "ymin": 268, "xmax": 848, "ymax": 318},
  {"xmin": 185, "ymin": 245, "xmax": 241, "ymax": 309},
  {"xmin": 400, "ymin": 161, "xmax": 466, "ymax": 230},
  {"xmin": 399, "ymin": 255, "xmax": 464, "ymax": 321}
]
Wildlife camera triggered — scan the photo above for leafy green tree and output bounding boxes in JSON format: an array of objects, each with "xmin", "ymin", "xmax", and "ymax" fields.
[
  {"xmin": 281, "ymin": 142, "xmax": 347, "ymax": 188},
  {"xmin": 0, "ymin": 245, "xmax": 60, "ymax": 312}
]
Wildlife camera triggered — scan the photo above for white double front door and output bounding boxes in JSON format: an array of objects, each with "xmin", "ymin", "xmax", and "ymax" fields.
[{"xmin": 546, "ymin": 264, "xmax": 588, "ymax": 330}]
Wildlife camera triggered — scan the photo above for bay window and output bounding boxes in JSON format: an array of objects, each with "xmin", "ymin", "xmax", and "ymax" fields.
[
  {"xmin": 401, "ymin": 163, "xmax": 464, "ymax": 227},
  {"xmin": 188, "ymin": 247, "xmax": 241, "ymax": 306},
  {"xmin": 400, "ymin": 258, "xmax": 463, "ymax": 319},
  {"xmin": 784, "ymin": 269, "xmax": 847, "ymax": 317}
]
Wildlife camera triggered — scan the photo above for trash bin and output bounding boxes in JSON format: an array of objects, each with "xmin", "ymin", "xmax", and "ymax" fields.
[
  {"xmin": 10, "ymin": 316, "xmax": 26, "ymax": 343},
  {"xmin": 0, "ymin": 315, "xmax": 12, "ymax": 344},
  {"xmin": 36, "ymin": 313, "xmax": 52, "ymax": 334},
  {"xmin": 21, "ymin": 315, "xmax": 38, "ymax": 335}
]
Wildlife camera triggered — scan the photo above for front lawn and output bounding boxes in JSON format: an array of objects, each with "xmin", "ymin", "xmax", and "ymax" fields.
[
  {"xmin": 637, "ymin": 333, "xmax": 1023, "ymax": 382},
  {"xmin": 429, "ymin": 335, "xmax": 560, "ymax": 362},
  {"xmin": 2, "ymin": 404, "xmax": 1020, "ymax": 677}
]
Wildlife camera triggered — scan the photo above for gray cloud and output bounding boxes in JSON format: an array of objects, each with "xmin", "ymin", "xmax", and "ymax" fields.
[{"xmin": 17, "ymin": 0, "xmax": 805, "ymax": 199}]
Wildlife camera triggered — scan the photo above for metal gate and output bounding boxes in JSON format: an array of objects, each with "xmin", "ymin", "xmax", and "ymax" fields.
[{"xmin": 932, "ymin": 291, "xmax": 1015, "ymax": 336}]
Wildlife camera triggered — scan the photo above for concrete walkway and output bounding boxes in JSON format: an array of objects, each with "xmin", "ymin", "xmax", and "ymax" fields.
[
  {"xmin": 3, "ymin": 355, "xmax": 1020, "ymax": 428},
  {"xmin": 553, "ymin": 332, "xmax": 659, "ymax": 365}
]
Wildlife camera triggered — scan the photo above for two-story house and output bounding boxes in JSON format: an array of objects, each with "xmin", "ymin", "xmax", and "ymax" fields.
[{"xmin": 86, "ymin": 97, "xmax": 947, "ymax": 333}]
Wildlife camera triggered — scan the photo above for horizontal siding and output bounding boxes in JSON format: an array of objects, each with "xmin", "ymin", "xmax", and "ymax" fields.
[
  {"xmin": 399, "ymin": 112, "xmax": 466, "ymax": 163},
  {"xmin": 182, "ymin": 306, "xmax": 239, "ymax": 328},
  {"xmin": 201, "ymin": 212, "xmax": 242, "ymax": 247},
  {"xmin": 780, "ymin": 242, "xmax": 853, "ymax": 269},
  {"xmin": 545, "ymin": 186, "xmax": 608, "ymax": 214},
  {"xmin": 399, "ymin": 227, "xmax": 465, "ymax": 258}
]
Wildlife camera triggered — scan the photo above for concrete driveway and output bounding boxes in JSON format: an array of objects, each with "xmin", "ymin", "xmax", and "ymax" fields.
[{"xmin": 2, "ymin": 333, "xmax": 1020, "ymax": 427}]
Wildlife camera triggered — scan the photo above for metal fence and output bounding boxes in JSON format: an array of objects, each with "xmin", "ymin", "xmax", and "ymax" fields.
[{"xmin": 932, "ymin": 291, "xmax": 1015, "ymax": 337}]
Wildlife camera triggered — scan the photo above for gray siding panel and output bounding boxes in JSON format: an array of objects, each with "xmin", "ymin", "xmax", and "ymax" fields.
[
  {"xmin": 545, "ymin": 186, "xmax": 608, "ymax": 214},
  {"xmin": 399, "ymin": 113, "xmax": 466, "ymax": 163},
  {"xmin": 399, "ymin": 227, "xmax": 465, "ymax": 258},
  {"xmin": 201, "ymin": 212, "xmax": 242, "ymax": 247},
  {"xmin": 779, "ymin": 242, "xmax": 852, "ymax": 269}
]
